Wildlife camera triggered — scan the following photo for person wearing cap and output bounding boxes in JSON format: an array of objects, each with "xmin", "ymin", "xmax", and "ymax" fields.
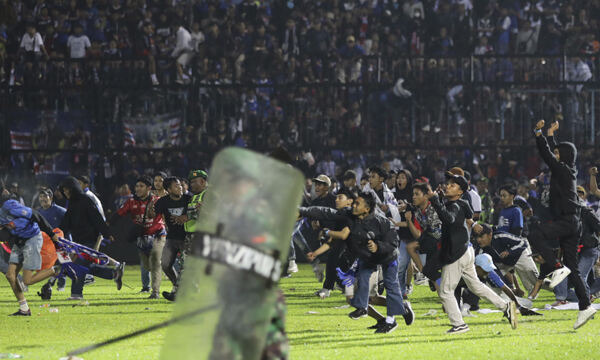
[
  {"xmin": 474, "ymin": 223, "xmax": 539, "ymax": 294},
  {"xmin": 116, "ymin": 175, "xmax": 166, "ymax": 299},
  {"xmin": 306, "ymin": 174, "xmax": 336, "ymax": 296},
  {"xmin": 457, "ymin": 253, "xmax": 542, "ymax": 317},
  {"xmin": 496, "ymin": 183, "xmax": 523, "ymax": 236},
  {"xmin": 426, "ymin": 167, "xmax": 517, "ymax": 334},
  {"xmin": 531, "ymin": 119, "xmax": 595, "ymax": 329},
  {"xmin": 163, "ymin": 170, "xmax": 208, "ymax": 301}
]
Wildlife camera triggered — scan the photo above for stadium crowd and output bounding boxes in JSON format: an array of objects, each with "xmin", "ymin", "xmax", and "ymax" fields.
[{"xmin": 2, "ymin": 119, "xmax": 600, "ymax": 337}]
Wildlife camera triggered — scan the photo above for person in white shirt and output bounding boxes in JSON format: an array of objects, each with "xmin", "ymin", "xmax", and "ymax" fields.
[
  {"xmin": 171, "ymin": 22, "xmax": 193, "ymax": 84},
  {"xmin": 464, "ymin": 171, "xmax": 482, "ymax": 220},
  {"xmin": 19, "ymin": 24, "xmax": 48, "ymax": 61},
  {"xmin": 67, "ymin": 24, "xmax": 91, "ymax": 59}
]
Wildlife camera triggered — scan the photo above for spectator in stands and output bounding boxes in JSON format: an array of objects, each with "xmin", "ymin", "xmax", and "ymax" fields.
[{"xmin": 67, "ymin": 24, "xmax": 90, "ymax": 59}]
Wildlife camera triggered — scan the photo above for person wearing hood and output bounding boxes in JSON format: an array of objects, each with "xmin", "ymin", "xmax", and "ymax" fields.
[
  {"xmin": 58, "ymin": 176, "xmax": 122, "ymax": 300},
  {"xmin": 530, "ymin": 120, "xmax": 595, "ymax": 329}
]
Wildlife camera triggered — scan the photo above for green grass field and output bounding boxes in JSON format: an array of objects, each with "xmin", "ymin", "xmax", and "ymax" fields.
[{"xmin": 1, "ymin": 264, "xmax": 599, "ymax": 359}]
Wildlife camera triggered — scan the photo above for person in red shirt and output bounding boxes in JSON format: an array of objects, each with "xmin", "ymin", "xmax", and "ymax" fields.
[{"xmin": 116, "ymin": 175, "xmax": 166, "ymax": 299}]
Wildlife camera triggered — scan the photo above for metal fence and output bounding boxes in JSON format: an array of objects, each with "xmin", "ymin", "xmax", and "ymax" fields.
[{"xmin": 1, "ymin": 55, "xmax": 598, "ymax": 155}]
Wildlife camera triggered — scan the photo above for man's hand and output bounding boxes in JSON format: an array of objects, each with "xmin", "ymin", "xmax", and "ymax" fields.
[
  {"xmin": 405, "ymin": 211, "xmax": 412, "ymax": 222},
  {"xmin": 425, "ymin": 186, "xmax": 438, "ymax": 200},
  {"xmin": 535, "ymin": 119, "xmax": 545, "ymax": 130},
  {"xmin": 590, "ymin": 167, "xmax": 598, "ymax": 176},
  {"xmin": 472, "ymin": 223, "xmax": 483, "ymax": 234},
  {"xmin": 397, "ymin": 200, "xmax": 407, "ymax": 212},
  {"xmin": 52, "ymin": 234, "xmax": 59, "ymax": 242},
  {"xmin": 172, "ymin": 214, "xmax": 188, "ymax": 225},
  {"xmin": 367, "ymin": 240, "xmax": 378, "ymax": 253},
  {"xmin": 500, "ymin": 251, "xmax": 509, "ymax": 258},
  {"xmin": 307, "ymin": 252, "xmax": 316, "ymax": 262},
  {"xmin": 380, "ymin": 203, "xmax": 389, "ymax": 213},
  {"xmin": 547, "ymin": 121, "xmax": 559, "ymax": 136},
  {"xmin": 311, "ymin": 220, "xmax": 320, "ymax": 230}
]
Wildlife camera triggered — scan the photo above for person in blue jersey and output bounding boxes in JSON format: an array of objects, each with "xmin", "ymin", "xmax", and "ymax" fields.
[
  {"xmin": 37, "ymin": 189, "xmax": 68, "ymax": 295},
  {"xmin": 1, "ymin": 189, "xmax": 60, "ymax": 316},
  {"xmin": 474, "ymin": 224, "xmax": 539, "ymax": 294},
  {"xmin": 497, "ymin": 183, "xmax": 523, "ymax": 236}
]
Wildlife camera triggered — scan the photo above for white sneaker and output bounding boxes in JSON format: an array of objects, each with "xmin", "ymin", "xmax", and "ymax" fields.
[
  {"xmin": 422, "ymin": 125, "xmax": 431, "ymax": 132},
  {"xmin": 315, "ymin": 288, "xmax": 331, "ymax": 299},
  {"xmin": 415, "ymin": 272, "xmax": 428, "ymax": 285},
  {"xmin": 287, "ymin": 260, "xmax": 298, "ymax": 273},
  {"xmin": 549, "ymin": 267, "xmax": 571, "ymax": 289},
  {"xmin": 574, "ymin": 306, "xmax": 597, "ymax": 329}
]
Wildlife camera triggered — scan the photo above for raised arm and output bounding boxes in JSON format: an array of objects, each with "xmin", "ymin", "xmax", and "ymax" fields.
[
  {"xmin": 589, "ymin": 167, "xmax": 600, "ymax": 197},
  {"xmin": 534, "ymin": 120, "xmax": 561, "ymax": 171}
]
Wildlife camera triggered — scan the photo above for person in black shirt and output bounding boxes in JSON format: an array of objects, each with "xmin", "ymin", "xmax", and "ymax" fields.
[
  {"xmin": 530, "ymin": 120, "xmax": 595, "ymax": 329},
  {"xmin": 427, "ymin": 168, "xmax": 517, "ymax": 334},
  {"xmin": 148, "ymin": 177, "xmax": 191, "ymax": 298},
  {"xmin": 300, "ymin": 192, "xmax": 414, "ymax": 334}
]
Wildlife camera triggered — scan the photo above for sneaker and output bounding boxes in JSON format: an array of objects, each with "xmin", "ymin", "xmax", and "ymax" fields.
[
  {"xmin": 114, "ymin": 262, "xmax": 125, "ymax": 291},
  {"xmin": 148, "ymin": 292, "xmax": 160, "ymax": 299},
  {"xmin": 574, "ymin": 306, "xmax": 597, "ymax": 329},
  {"xmin": 67, "ymin": 295, "xmax": 84, "ymax": 300},
  {"xmin": 402, "ymin": 301, "xmax": 415, "ymax": 326},
  {"xmin": 406, "ymin": 284, "xmax": 413, "ymax": 295},
  {"xmin": 140, "ymin": 287, "xmax": 151, "ymax": 293},
  {"xmin": 84, "ymin": 274, "xmax": 95, "ymax": 285},
  {"xmin": 374, "ymin": 320, "xmax": 398, "ymax": 334},
  {"xmin": 434, "ymin": 127, "xmax": 441, "ymax": 133},
  {"xmin": 287, "ymin": 260, "xmax": 299, "ymax": 274},
  {"xmin": 9, "ymin": 309, "xmax": 31, "ymax": 316},
  {"xmin": 56, "ymin": 286, "xmax": 66, "ymax": 292},
  {"xmin": 548, "ymin": 266, "xmax": 571, "ymax": 289},
  {"xmin": 315, "ymin": 288, "xmax": 331, "ymax": 299},
  {"xmin": 519, "ymin": 306, "xmax": 543, "ymax": 316},
  {"xmin": 422, "ymin": 125, "xmax": 431, "ymax": 132},
  {"xmin": 37, "ymin": 282, "xmax": 52, "ymax": 300},
  {"xmin": 414, "ymin": 272, "xmax": 428, "ymax": 285},
  {"xmin": 504, "ymin": 301, "xmax": 518, "ymax": 329},
  {"xmin": 446, "ymin": 324, "xmax": 470, "ymax": 334},
  {"xmin": 348, "ymin": 308, "xmax": 368, "ymax": 320},
  {"xmin": 162, "ymin": 291, "xmax": 176, "ymax": 302},
  {"xmin": 367, "ymin": 318, "xmax": 386, "ymax": 329}
]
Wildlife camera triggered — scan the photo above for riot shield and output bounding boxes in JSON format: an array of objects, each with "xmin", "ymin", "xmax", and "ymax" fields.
[{"xmin": 160, "ymin": 147, "xmax": 304, "ymax": 360}]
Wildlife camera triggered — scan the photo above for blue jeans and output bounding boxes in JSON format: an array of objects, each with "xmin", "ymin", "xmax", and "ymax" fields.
[
  {"xmin": 351, "ymin": 259, "xmax": 406, "ymax": 317},
  {"xmin": 71, "ymin": 263, "xmax": 115, "ymax": 297},
  {"xmin": 397, "ymin": 241, "xmax": 410, "ymax": 294},
  {"xmin": 554, "ymin": 247, "xmax": 599, "ymax": 301}
]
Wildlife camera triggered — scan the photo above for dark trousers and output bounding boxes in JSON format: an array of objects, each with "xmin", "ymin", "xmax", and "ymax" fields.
[
  {"xmin": 528, "ymin": 216, "xmax": 591, "ymax": 310},
  {"xmin": 71, "ymin": 263, "xmax": 114, "ymax": 297},
  {"xmin": 161, "ymin": 237, "xmax": 185, "ymax": 286},
  {"xmin": 323, "ymin": 239, "xmax": 345, "ymax": 290}
]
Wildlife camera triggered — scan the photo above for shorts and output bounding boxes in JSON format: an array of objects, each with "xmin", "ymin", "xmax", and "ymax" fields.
[
  {"xmin": 177, "ymin": 52, "xmax": 194, "ymax": 67},
  {"xmin": 9, "ymin": 232, "xmax": 43, "ymax": 270},
  {"xmin": 346, "ymin": 267, "xmax": 379, "ymax": 298}
]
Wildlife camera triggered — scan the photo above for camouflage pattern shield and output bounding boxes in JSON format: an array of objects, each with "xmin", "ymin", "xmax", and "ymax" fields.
[{"xmin": 160, "ymin": 147, "xmax": 304, "ymax": 360}]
